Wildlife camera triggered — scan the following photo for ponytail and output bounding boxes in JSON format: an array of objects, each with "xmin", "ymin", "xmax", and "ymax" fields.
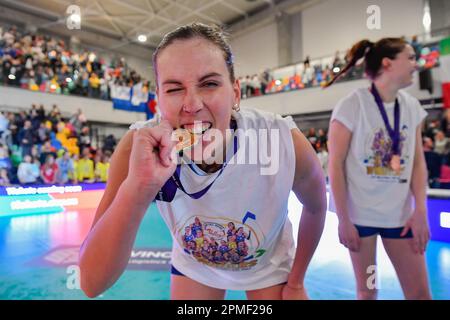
[
  {"xmin": 324, "ymin": 40, "xmax": 374, "ymax": 88},
  {"xmin": 324, "ymin": 37, "xmax": 407, "ymax": 88}
]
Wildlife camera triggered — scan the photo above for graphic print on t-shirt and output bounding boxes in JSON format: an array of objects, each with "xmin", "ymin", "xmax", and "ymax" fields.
[
  {"xmin": 179, "ymin": 215, "xmax": 265, "ymax": 271},
  {"xmin": 363, "ymin": 125, "xmax": 410, "ymax": 179}
]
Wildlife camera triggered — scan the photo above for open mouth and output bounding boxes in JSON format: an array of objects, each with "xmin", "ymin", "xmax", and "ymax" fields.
[{"xmin": 181, "ymin": 122, "xmax": 212, "ymax": 135}]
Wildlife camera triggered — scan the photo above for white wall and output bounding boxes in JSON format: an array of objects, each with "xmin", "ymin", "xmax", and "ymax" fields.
[
  {"xmin": 231, "ymin": 22, "xmax": 279, "ymax": 78},
  {"xmin": 301, "ymin": 0, "xmax": 425, "ymax": 58},
  {"xmin": 291, "ymin": 11, "xmax": 303, "ymax": 63},
  {"xmin": 0, "ymin": 86, "xmax": 146, "ymax": 125}
]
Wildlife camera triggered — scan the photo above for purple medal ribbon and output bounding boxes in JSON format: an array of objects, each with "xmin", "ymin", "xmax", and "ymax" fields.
[
  {"xmin": 156, "ymin": 123, "xmax": 238, "ymax": 202},
  {"xmin": 370, "ymin": 83, "xmax": 401, "ymax": 155}
]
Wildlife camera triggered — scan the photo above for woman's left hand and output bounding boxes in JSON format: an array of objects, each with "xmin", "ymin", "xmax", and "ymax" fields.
[
  {"xmin": 401, "ymin": 208, "xmax": 431, "ymax": 255},
  {"xmin": 282, "ymin": 283, "xmax": 309, "ymax": 300}
]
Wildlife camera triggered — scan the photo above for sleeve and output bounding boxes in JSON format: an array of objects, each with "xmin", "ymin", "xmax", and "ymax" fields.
[
  {"xmin": 282, "ymin": 115, "xmax": 299, "ymax": 131},
  {"xmin": 330, "ymin": 92, "xmax": 359, "ymax": 132},
  {"xmin": 414, "ymin": 98, "xmax": 428, "ymax": 127}
]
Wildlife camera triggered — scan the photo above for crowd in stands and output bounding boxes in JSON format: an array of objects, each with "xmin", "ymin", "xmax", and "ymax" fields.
[
  {"xmin": 423, "ymin": 109, "xmax": 450, "ymax": 188},
  {"xmin": 0, "ymin": 25, "xmax": 150, "ymax": 100},
  {"xmin": 0, "ymin": 104, "xmax": 116, "ymax": 187},
  {"xmin": 239, "ymin": 36, "xmax": 440, "ymax": 99},
  {"xmin": 1, "ymin": 25, "xmax": 439, "ymax": 102},
  {"xmin": 238, "ymin": 51, "xmax": 362, "ymax": 99}
]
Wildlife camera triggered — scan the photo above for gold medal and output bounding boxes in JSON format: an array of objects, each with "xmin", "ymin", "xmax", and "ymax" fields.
[
  {"xmin": 390, "ymin": 154, "xmax": 401, "ymax": 174},
  {"xmin": 172, "ymin": 129, "xmax": 199, "ymax": 152}
]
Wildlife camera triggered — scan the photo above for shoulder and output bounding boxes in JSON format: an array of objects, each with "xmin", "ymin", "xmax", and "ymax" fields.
[
  {"xmin": 398, "ymin": 90, "xmax": 421, "ymax": 108},
  {"xmin": 237, "ymin": 107, "xmax": 297, "ymax": 131},
  {"xmin": 331, "ymin": 88, "xmax": 366, "ymax": 131},
  {"xmin": 398, "ymin": 90, "xmax": 428, "ymax": 124},
  {"xmin": 334, "ymin": 88, "xmax": 366, "ymax": 112}
]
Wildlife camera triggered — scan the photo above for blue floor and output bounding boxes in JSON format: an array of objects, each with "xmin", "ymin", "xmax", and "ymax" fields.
[{"xmin": 0, "ymin": 193, "xmax": 449, "ymax": 299}]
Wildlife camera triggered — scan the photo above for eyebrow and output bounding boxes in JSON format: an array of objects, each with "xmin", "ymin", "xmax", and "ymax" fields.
[{"xmin": 162, "ymin": 72, "xmax": 223, "ymax": 85}]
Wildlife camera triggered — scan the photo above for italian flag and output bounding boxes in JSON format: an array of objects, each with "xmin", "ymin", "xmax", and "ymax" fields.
[{"xmin": 441, "ymin": 37, "xmax": 450, "ymax": 109}]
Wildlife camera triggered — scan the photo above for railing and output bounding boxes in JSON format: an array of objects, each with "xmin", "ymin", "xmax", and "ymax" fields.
[{"xmin": 241, "ymin": 28, "xmax": 448, "ymax": 99}]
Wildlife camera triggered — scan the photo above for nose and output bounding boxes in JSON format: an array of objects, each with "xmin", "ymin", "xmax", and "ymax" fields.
[{"xmin": 182, "ymin": 89, "xmax": 203, "ymax": 114}]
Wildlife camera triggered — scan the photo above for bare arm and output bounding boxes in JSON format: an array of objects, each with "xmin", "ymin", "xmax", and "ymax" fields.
[
  {"xmin": 79, "ymin": 122, "xmax": 176, "ymax": 298},
  {"xmin": 287, "ymin": 129, "xmax": 327, "ymax": 288},
  {"xmin": 328, "ymin": 120, "xmax": 352, "ymax": 223},
  {"xmin": 327, "ymin": 120, "xmax": 363, "ymax": 252},
  {"xmin": 410, "ymin": 124, "xmax": 428, "ymax": 213},
  {"xmin": 401, "ymin": 123, "xmax": 430, "ymax": 254}
]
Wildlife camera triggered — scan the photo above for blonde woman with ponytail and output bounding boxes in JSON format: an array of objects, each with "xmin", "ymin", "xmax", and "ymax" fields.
[{"xmin": 327, "ymin": 38, "xmax": 431, "ymax": 300}]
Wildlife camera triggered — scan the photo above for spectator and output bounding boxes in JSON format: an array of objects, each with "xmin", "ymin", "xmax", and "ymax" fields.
[
  {"xmin": 316, "ymin": 145, "xmax": 329, "ymax": 181},
  {"xmin": 37, "ymin": 104, "xmax": 46, "ymax": 122},
  {"xmin": 40, "ymin": 154, "xmax": 59, "ymax": 185},
  {"xmin": 88, "ymin": 73, "xmax": 100, "ymax": 98},
  {"xmin": 434, "ymin": 130, "xmax": 449, "ymax": 156},
  {"xmin": 37, "ymin": 121, "xmax": 50, "ymax": 143},
  {"xmin": 39, "ymin": 140, "xmax": 57, "ymax": 164},
  {"xmin": 411, "ymin": 35, "xmax": 422, "ymax": 60},
  {"xmin": 307, "ymin": 128, "xmax": 318, "ymax": 150},
  {"xmin": 441, "ymin": 109, "xmax": 450, "ymax": 138},
  {"xmin": 0, "ymin": 111, "xmax": 8, "ymax": 140},
  {"xmin": 17, "ymin": 154, "xmax": 40, "ymax": 184},
  {"xmin": 316, "ymin": 128, "xmax": 328, "ymax": 150},
  {"xmin": 239, "ymin": 76, "xmax": 247, "ymax": 99},
  {"xmin": 0, "ymin": 168, "xmax": 11, "ymax": 186},
  {"xmin": 251, "ymin": 74, "xmax": 261, "ymax": 96},
  {"xmin": 18, "ymin": 120, "xmax": 34, "ymax": 157},
  {"xmin": 332, "ymin": 51, "xmax": 343, "ymax": 70},
  {"xmin": 77, "ymin": 147, "xmax": 94, "ymax": 182},
  {"xmin": 56, "ymin": 150, "xmax": 75, "ymax": 184},
  {"xmin": 245, "ymin": 75, "xmax": 252, "ymax": 97},
  {"xmin": 0, "ymin": 143, "xmax": 11, "ymax": 171},
  {"xmin": 95, "ymin": 153, "xmax": 110, "ymax": 182},
  {"xmin": 103, "ymin": 134, "xmax": 116, "ymax": 154},
  {"xmin": 303, "ymin": 62, "xmax": 314, "ymax": 88},
  {"xmin": 79, "ymin": 125, "xmax": 91, "ymax": 150}
]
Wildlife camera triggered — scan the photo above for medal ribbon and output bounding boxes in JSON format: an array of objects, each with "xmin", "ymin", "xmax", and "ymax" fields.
[
  {"xmin": 370, "ymin": 83, "xmax": 401, "ymax": 155},
  {"xmin": 157, "ymin": 125, "xmax": 238, "ymax": 202}
]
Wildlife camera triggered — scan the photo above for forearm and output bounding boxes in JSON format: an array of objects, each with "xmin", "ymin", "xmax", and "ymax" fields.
[
  {"xmin": 288, "ymin": 169, "xmax": 327, "ymax": 286},
  {"xmin": 287, "ymin": 204, "xmax": 326, "ymax": 287},
  {"xmin": 79, "ymin": 178, "xmax": 157, "ymax": 297},
  {"xmin": 411, "ymin": 155, "xmax": 428, "ymax": 213},
  {"xmin": 328, "ymin": 162, "xmax": 351, "ymax": 222}
]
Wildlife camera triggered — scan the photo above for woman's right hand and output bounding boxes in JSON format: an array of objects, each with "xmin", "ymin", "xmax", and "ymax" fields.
[
  {"xmin": 126, "ymin": 120, "xmax": 177, "ymax": 195},
  {"xmin": 338, "ymin": 218, "xmax": 361, "ymax": 252}
]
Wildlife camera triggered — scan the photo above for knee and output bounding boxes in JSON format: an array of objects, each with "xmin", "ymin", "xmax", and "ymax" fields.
[{"xmin": 357, "ymin": 289, "xmax": 378, "ymax": 300}]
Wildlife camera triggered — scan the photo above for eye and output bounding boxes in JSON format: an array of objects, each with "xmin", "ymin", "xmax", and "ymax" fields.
[
  {"xmin": 202, "ymin": 81, "xmax": 218, "ymax": 88},
  {"xmin": 166, "ymin": 88, "xmax": 182, "ymax": 93}
]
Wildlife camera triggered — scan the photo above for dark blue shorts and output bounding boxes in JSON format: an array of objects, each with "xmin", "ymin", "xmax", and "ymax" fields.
[
  {"xmin": 170, "ymin": 265, "xmax": 288, "ymax": 286},
  {"xmin": 171, "ymin": 265, "xmax": 185, "ymax": 276},
  {"xmin": 355, "ymin": 225, "xmax": 413, "ymax": 239}
]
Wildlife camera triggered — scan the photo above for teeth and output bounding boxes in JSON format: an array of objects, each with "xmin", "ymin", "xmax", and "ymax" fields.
[{"xmin": 182, "ymin": 122, "xmax": 211, "ymax": 134}]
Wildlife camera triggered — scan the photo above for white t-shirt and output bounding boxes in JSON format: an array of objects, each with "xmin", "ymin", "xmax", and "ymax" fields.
[
  {"xmin": 130, "ymin": 108, "xmax": 298, "ymax": 290},
  {"xmin": 331, "ymin": 87, "xmax": 427, "ymax": 228}
]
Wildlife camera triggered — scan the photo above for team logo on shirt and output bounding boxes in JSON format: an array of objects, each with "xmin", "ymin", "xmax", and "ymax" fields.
[
  {"xmin": 180, "ymin": 216, "xmax": 264, "ymax": 271},
  {"xmin": 364, "ymin": 126, "xmax": 410, "ymax": 179}
]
